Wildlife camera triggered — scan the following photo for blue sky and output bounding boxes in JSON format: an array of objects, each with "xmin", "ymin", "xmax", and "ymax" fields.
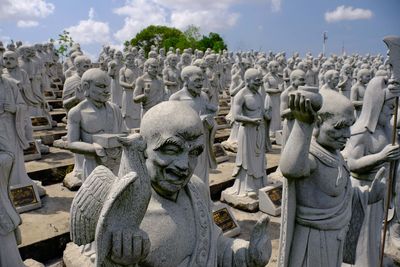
[{"xmin": 0, "ymin": 0, "xmax": 399, "ymax": 59}]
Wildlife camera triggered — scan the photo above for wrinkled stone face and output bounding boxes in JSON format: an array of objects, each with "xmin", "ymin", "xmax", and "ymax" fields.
[
  {"xmin": 187, "ymin": 72, "xmax": 204, "ymax": 96},
  {"xmin": 87, "ymin": 76, "xmax": 111, "ymax": 103},
  {"xmin": 76, "ymin": 61, "xmax": 91, "ymax": 77},
  {"xmin": 316, "ymin": 112, "xmax": 354, "ymax": 151},
  {"xmin": 125, "ymin": 54, "xmax": 135, "ymax": 67},
  {"xmin": 378, "ymin": 98, "xmax": 395, "ymax": 127},
  {"xmin": 145, "ymin": 129, "xmax": 204, "ymax": 198}
]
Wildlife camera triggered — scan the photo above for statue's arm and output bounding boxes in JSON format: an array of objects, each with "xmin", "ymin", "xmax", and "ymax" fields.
[
  {"xmin": 163, "ymin": 69, "xmax": 177, "ymax": 86},
  {"xmin": 67, "ymin": 108, "xmax": 98, "ymax": 156},
  {"xmin": 346, "ymin": 135, "xmax": 399, "ymax": 176},
  {"xmin": 279, "ymin": 93, "xmax": 315, "ymax": 179},
  {"xmin": 232, "ymin": 92, "xmax": 259, "ymax": 125},
  {"xmin": 119, "ymin": 69, "xmax": 134, "ymax": 89},
  {"xmin": 133, "ymin": 78, "xmax": 146, "ymax": 103},
  {"xmin": 350, "ymin": 85, "xmax": 363, "ymax": 107}
]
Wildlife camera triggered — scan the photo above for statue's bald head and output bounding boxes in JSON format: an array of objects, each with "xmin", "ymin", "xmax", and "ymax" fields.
[
  {"xmin": 317, "ymin": 90, "xmax": 354, "ymax": 124},
  {"xmin": 181, "ymin": 66, "xmax": 202, "ymax": 81},
  {"xmin": 81, "ymin": 68, "xmax": 110, "ymax": 89},
  {"xmin": 141, "ymin": 101, "xmax": 203, "ymax": 144}
]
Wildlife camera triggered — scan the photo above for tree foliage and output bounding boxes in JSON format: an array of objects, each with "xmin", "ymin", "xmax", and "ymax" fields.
[
  {"xmin": 126, "ymin": 25, "xmax": 227, "ymax": 55},
  {"xmin": 50, "ymin": 30, "xmax": 74, "ymax": 62}
]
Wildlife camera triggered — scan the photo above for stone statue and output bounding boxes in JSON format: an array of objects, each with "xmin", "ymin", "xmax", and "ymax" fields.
[
  {"xmin": 67, "ymin": 101, "xmax": 271, "ymax": 267},
  {"xmin": 221, "ymin": 69, "xmax": 269, "ymax": 211},
  {"xmin": 169, "ymin": 66, "xmax": 218, "ymax": 193},
  {"xmin": 2, "ymin": 50, "xmax": 34, "ymax": 140},
  {"xmin": 280, "ymin": 69, "xmax": 306, "ymax": 146},
  {"xmin": 64, "ymin": 51, "xmax": 83, "ymax": 79},
  {"xmin": 222, "ymin": 57, "xmax": 251, "ymax": 152},
  {"xmin": 350, "ymin": 68, "xmax": 371, "ymax": 118},
  {"xmin": 67, "ymin": 69, "xmax": 128, "ymax": 180},
  {"xmin": 320, "ymin": 69, "xmax": 339, "ymax": 92},
  {"xmin": 0, "ymin": 151, "xmax": 25, "ymax": 266},
  {"xmin": 263, "ymin": 60, "xmax": 284, "ymax": 135},
  {"xmin": 62, "ymin": 55, "xmax": 92, "ymax": 189},
  {"xmin": 205, "ymin": 54, "xmax": 220, "ymax": 107},
  {"xmin": 119, "ymin": 51, "xmax": 141, "ymax": 129},
  {"xmin": 18, "ymin": 45, "xmax": 52, "ymax": 124},
  {"xmin": 338, "ymin": 63, "xmax": 353, "ymax": 99},
  {"xmin": 162, "ymin": 54, "xmax": 181, "ymax": 98},
  {"xmin": 278, "ymin": 89, "xmax": 386, "ymax": 266},
  {"xmin": 108, "ymin": 51, "xmax": 124, "ymax": 108},
  {"xmin": 342, "ymin": 77, "xmax": 399, "ymax": 266},
  {"xmin": 0, "ymin": 63, "xmax": 42, "ymax": 212},
  {"xmin": 133, "ymin": 58, "xmax": 165, "ymax": 116}
]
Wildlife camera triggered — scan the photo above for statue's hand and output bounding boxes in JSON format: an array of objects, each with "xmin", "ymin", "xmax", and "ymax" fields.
[
  {"xmin": 288, "ymin": 92, "xmax": 317, "ymax": 124},
  {"xmin": 369, "ymin": 167, "xmax": 387, "ymax": 204},
  {"xmin": 380, "ymin": 144, "xmax": 400, "ymax": 161},
  {"xmin": 93, "ymin": 143, "xmax": 106, "ymax": 158},
  {"xmin": 3, "ymin": 103, "xmax": 16, "ymax": 114},
  {"xmin": 109, "ymin": 229, "xmax": 150, "ymax": 265},
  {"xmin": 247, "ymin": 215, "xmax": 272, "ymax": 267}
]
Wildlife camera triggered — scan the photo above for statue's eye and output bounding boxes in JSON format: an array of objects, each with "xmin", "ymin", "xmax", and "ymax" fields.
[
  {"xmin": 160, "ymin": 144, "xmax": 181, "ymax": 155},
  {"xmin": 189, "ymin": 146, "xmax": 204, "ymax": 157}
]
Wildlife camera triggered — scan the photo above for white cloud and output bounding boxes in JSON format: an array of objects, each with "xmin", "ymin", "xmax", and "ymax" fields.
[
  {"xmin": 113, "ymin": 0, "xmax": 168, "ymax": 42},
  {"xmin": 171, "ymin": 9, "xmax": 239, "ymax": 32},
  {"xmin": 17, "ymin": 20, "xmax": 39, "ymax": 28},
  {"xmin": 325, "ymin": 5, "xmax": 373, "ymax": 23},
  {"xmin": 0, "ymin": 0, "xmax": 54, "ymax": 21},
  {"xmin": 66, "ymin": 8, "xmax": 111, "ymax": 45},
  {"xmin": 270, "ymin": 0, "xmax": 281, "ymax": 12}
]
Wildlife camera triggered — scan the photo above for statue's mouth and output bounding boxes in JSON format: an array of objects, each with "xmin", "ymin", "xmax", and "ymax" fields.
[{"xmin": 165, "ymin": 168, "xmax": 189, "ymax": 185}]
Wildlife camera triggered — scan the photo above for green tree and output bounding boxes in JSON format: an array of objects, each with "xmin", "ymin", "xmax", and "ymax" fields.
[
  {"xmin": 125, "ymin": 25, "xmax": 228, "ymax": 55},
  {"xmin": 51, "ymin": 30, "xmax": 74, "ymax": 62},
  {"xmin": 127, "ymin": 25, "xmax": 183, "ymax": 55}
]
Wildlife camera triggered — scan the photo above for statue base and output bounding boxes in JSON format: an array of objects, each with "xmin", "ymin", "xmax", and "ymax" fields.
[
  {"xmin": 10, "ymin": 183, "xmax": 42, "ymax": 213},
  {"xmin": 220, "ymin": 190, "xmax": 259, "ymax": 212}
]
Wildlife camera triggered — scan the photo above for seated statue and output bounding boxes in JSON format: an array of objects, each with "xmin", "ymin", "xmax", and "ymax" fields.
[
  {"xmin": 169, "ymin": 66, "xmax": 218, "ymax": 193},
  {"xmin": 278, "ymin": 89, "xmax": 386, "ymax": 266},
  {"xmin": 67, "ymin": 68, "xmax": 128, "ymax": 180},
  {"xmin": 66, "ymin": 101, "xmax": 271, "ymax": 267},
  {"xmin": 221, "ymin": 69, "xmax": 269, "ymax": 212}
]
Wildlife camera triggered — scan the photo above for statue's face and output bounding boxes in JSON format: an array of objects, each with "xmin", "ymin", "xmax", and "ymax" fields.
[
  {"xmin": 147, "ymin": 62, "xmax": 158, "ymax": 77},
  {"xmin": 169, "ymin": 57, "xmax": 177, "ymax": 67},
  {"xmin": 292, "ymin": 74, "xmax": 306, "ymax": 87},
  {"xmin": 329, "ymin": 73, "xmax": 340, "ymax": 88},
  {"xmin": 125, "ymin": 54, "xmax": 135, "ymax": 67},
  {"xmin": 76, "ymin": 60, "xmax": 91, "ymax": 77},
  {"xmin": 182, "ymin": 54, "xmax": 191, "ymax": 64},
  {"xmin": 145, "ymin": 127, "xmax": 204, "ymax": 198},
  {"xmin": 3, "ymin": 52, "xmax": 18, "ymax": 69},
  {"xmin": 87, "ymin": 75, "xmax": 110, "ymax": 103},
  {"xmin": 269, "ymin": 63, "xmax": 279, "ymax": 73},
  {"xmin": 115, "ymin": 51, "xmax": 123, "ymax": 61},
  {"xmin": 317, "ymin": 112, "xmax": 354, "ymax": 151},
  {"xmin": 360, "ymin": 73, "xmax": 371, "ymax": 84},
  {"xmin": 186, "ymin": 72, "xmax": 204, "ymax": 96},
  {"xmin": 247, "ymin": 73, "xmax": 262, "ymax": 91}
]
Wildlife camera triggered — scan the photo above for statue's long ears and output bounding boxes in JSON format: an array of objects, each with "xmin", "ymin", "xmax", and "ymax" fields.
[{"xmin": 383, "ymin": 36, "xmax": 400, "ymax": 85}]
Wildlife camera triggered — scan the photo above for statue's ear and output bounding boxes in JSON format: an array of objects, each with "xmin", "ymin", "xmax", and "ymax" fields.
[{"xmin": 82, "ymin": 81, "xmax": 90, "ymax": 96}]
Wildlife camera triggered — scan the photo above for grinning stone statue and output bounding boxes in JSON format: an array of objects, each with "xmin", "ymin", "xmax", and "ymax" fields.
[{"xmin": 67, "ymin": 101, "xmax": 271, "ymax": 267}]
